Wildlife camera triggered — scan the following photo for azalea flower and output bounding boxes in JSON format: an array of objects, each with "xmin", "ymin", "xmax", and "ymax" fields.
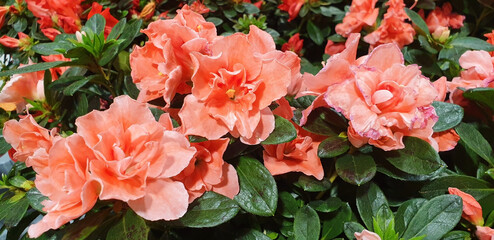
[
  {"xmin": 25, "ymin": 0, "xmax": 83, "ymax": 33},
  {"xmin": 324, "ymin": 40, "xmax": 346, "ymax": 56},
  {"xmin": 485, "ymin": 30, "xmax": 494, "ymax": 56},
  {"xmin": 190, "ymin": 0, "xmax": 210, "ymax": 14},
  {"xmin": 335, "ymin": 0, "xmax": 379, "ymax": 37},
  {"xmin": 476, "ymin": 226, "xmax": 494, "ymax": 240},
  {"xmin": 431, "ymin": 77, "xmax": 460, "ymax": 152},
  {"xmin": 130, "ymin": 5, "xmax": 218, "ymax": 106},
  {"xmin": 282, "ymin": 33, "xmax": 304, "ymax": 56},
  {"xmin": 278, "ymin": 0, "xmax": 306, "ymax": 22},
  {"xmin": 41, "ymin": 28, "xmax": 61, "ymax": 41},
  {"xmin": 75, "ymin": 95, "xmax": 196, "ymax": 221},
  {"xmin": 0, "ymin": 32, "xmax": 31, "ymax": 49},
  {"xmin": 0, "ymin": 6, "xmax": 9, "ymax": 29},
  {"xmin": 179, "ymin": 26, "xmax": 298, "ymax": 144},
  {"xmin": 448, "ymin": 187, "xmax": 484, "ymax": 226},
  {"xmin": 419, "ymin": 2, "xmax": 465, "ymax": 33},
  {"xmin": 355, "ymin": 230, "xmax": 381, "ymax": 240},
  {"xmin": 0, "ymin": 63, "xmax": 45, "ymax": 112}
]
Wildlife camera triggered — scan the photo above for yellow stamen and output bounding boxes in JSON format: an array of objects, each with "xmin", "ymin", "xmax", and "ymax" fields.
[
  {"xmin": 197, "ymin": 24, "xmax": 203, "ymax": 31},
  {"xmin": 226, "ymin": 89, "xmax": 236, "ymax": 99}
]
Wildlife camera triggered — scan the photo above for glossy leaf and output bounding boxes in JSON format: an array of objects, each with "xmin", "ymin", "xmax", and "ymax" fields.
[
  {"xmin": 431, "ymin": 101, "xmax": 463, "ymax": 132},
  {"xmin": 26, "ymin": 188, "xmax": 48, "ymax": 212},
  {"xmin": 177, "ymin": 191, "xmax": 239, "ymax": 228},
  {"xmin": 318, "ymin": 136, "xmax": 350, "ymax": 158},
  {"xmin": 320, "ymin": 203, "xmax": 352, "ymax": 240},
  {"xmin": 308, "ymin": 197, "xmax": 342, "ymax": 213},
  {"xmin": 237, "ymin": 229, "xmax": 271, "ymax": 240},
  {"xmin": 261, "ymin": 115, "xmax": 297, "ymax": 145},
  {"xmin": 384, "ymin": 137, "xmax": 443, "ymax": 175},
  {"xmin": 106, "ymin": 210, "xmax": 149, "ymax": 240},
  {"xmin": 450, "ymin": 37, "xmax": 494, "ymax": 51},
  {"xmin": 336, "ymin": 153, "xmax": 376, "ymax": 186},
  {"xmin": 455, "ymin": 123, "xmax": 494, "ymax": 166},
  {"xmin": 83, "ymin": 14, "xmax": 106, "ymax": 34},
  {"xmin": 0, "ymin": 61, "xmax": 65, "ymax": 77},
  {"xmin": 356, "ymin": 182, "xmax": 390, "ymax": 231},
  {"xmin": 234, "ymin": 156, "xmax": 278, "ymax": 216},
  {"xmin": 463, "ymin": 87, "xmax": 494, "ymax": 111},
  {"xmin": 394, "ymin": 198, "xmax": 428, "ymax": 237},
  {"xmin": 294, "ymin": 205, "xmax": 320, "ymax": 240},
  {"xmin": 343, "ymin": 222, "xmax": 365, "ymax": 240},
  {"xmin": 307, "ymin": 20, "xmax": 324, "ymax": 45},
  {"xmin": 294, "ymin": 175, "xmax": 332, "ymax": 192},
  {"xmin": 402, "ymin": 195, "xmax": 462, "ymax": 240},
  {"xmin": 420, "ymin": 175, "xmax": 494, "ymax": 200},
  {"xmin": 405, "ymin": 8, "xmax": 430, "ymax": 35}
]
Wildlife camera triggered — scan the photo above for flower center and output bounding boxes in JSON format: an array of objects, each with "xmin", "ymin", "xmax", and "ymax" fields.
[{"xmin": 226, "ymin": 89, "xmax": 236, "ymax": 99}]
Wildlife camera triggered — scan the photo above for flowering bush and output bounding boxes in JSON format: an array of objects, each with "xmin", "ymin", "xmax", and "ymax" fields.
[{"xmin": 0, "ymin": 0, "xmax": 494, "ymax": 239}]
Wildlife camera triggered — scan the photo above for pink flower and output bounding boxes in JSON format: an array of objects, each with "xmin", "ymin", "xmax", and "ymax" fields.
[
  {"xmin": 179, "ymin": 26, "xmax": 295, "ymax": 144},
  {"xmin": 476, "ymin": 226, "xmax": 494, "ymax": 240},
  {"xmin": 0, "ymin": 63, "xmax": 45, "ymax": 112},
  {"xmin": 0, "ymin": 35, "xmax": 19, "ymax": 48},
  {"xmin": 335, "ymin": 0, "xmax": 379, "ymax": 37},
  {"xmin": 364, "ymin": 0, "xmax": 415, "ymax": 49},
  {"xmin": 3, "ymin": 115, "xmax": 59, "ymax": 172},
  {"xmin": 448, "ymin": 187, "xmax": 484, "ymax": 226},
  {"xmin": 130, "ymin": 5, "xmax": 218, "ymax": 106},
  {"xmin": 190, "ymin": 0, "xmax": 210, "ymax": 14},
  {"xmin": 75, "ymin": 95, "xmax": 196, "ymax": 220},
  {"xmin": 28, "ymin": 135, "xmax": 99, "ymax": 238},
  {"xmin": 174, "ymin": 138, "xmax": 239, "ymax": 202},
  {"xmin": 485, "ymin": 30, "xmax": 494, "ymax": 56},
  {"xmin": 355, "ymin": 230, "xmax": 381, "ymax": 240},
  {"xmin": 0, "ymin": 6, "xmax": 9, "ymax": 29},
  {"xmin": 322, "ymin": 42, "xmax": 438, "ymax": 151},
  {"xmin": 41, "ymin": 54, "xmax": 70, "ymax": 80},
  {"xmin": 420, "ymin": 3, "xmax": 465, "ymax": 33},
  {"xmin": 26, "ymin": 0, "xmax": 82, "ymax": 33},
  {"xmin": 278, "ymin": 0, "xmax": 305, "ymax": 22},
  {"xmin": 282, "ymin": 33, "xmax": 304, "ymax": 56},
  {"xmin": 447, "ymin": 50, "xmax": 494, "ymax": 106}
]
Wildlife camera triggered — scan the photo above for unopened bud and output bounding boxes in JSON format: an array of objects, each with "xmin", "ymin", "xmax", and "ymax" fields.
[
  {"xmin": 432, "ymin": 27, "xmax": 450, "ymax": 43},
  {"xmin": 139, "ymin": 1, "xmax": 156, "ymax": 20}
]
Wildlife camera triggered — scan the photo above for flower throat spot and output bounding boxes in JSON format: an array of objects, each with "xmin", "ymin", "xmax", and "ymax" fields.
[{"xmin": 226, "ymin": 89, "xmax": 236, "ymax": 99}]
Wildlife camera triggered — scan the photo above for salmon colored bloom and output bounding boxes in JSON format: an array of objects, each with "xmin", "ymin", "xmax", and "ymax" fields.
[
  {"xmin": 282, "ymin": 33, "xmax": 304, "ymax": 56},
  {"xmin": 262, "ymin": 98, "xmax": 324, "ymax": 180},
  {"xmin": 364, "ymin": 0, "xmax": 415, "ymax": 49},
  {"xmin": 3, "ymin": 115, "xmax": 59, "ymax": 172},
  {"xmin": 448, "ymin": 50, "xmax": 494, "ymax": 103},
  {"xmin": 25, "ymin": 0, "xmax": 82, "ymax": 33},
  {"xmin": 335, "ymin": 0, "xmax": 379, "ymax": 37},
  {"xmin": 0, "ymin": 64, "xmax": 45, "ymax": 112},
  {"xmin": 41, "ymin": 28, "xmax": 61, "ymax": 41},
  {"xmin": 355, "ymin": 230, "xmax": 381, "ymax": 240},
  {"xmin": 88, "ymin": 2, "xmax": 119, "ymax": 38},
  {"xmin": 0, "ymin": 6, "xmax": 9, "ymax": 29},
  {"xmin": 324, "ymin": 43, "xmax": 438, "ymax": 151},
  {"xmin": 41, "ymin": 54, "xmax": 70, "ymax": 79},
  {"xmin": 448, "ymin": 187, "xmax": 484, "ymax": 226},
  {"xmin": 130, "ymin": 5, "xmax": 218, "ymax": 106},
  {"xmin": 325, "ymin": 40, "xmax": 346, "ymax": 56},
  {"xmin": 179, "ymin": 26, "xmax": 295, "ymax": 144},
  {"xmin": 175, "ymin": 138, "xmax": 239, "ymax": 202},
  {"xmin": 485, "ymin": 30, "xmax": 494, "ymax": 56},
  {"xmin": 28, "ymin": 135, "xmax": 99, "ymax": 238},
  {"xmin": 420, "ymin": 3, "xmax": 465, "ymax": 33},
  {"xmin": 278, "ymin": 0, "xmax": 305, "ymax": 22},
  {"xmin": 0, "ymin": 35, "xmax": 19, "ymax": 48},
  {"xmin": 190, "ymin": 0, "xmax": 210, "ymax": 14},
  {"xmin": 75, "ymin": 95, "xmax": 196, "ymax": 221},
  {"xmin": 431, "ymin": 77, "xmax": 460, "ymax": 152},
  {"xmin": 476, "ymin": 226, "xmax": 494, "ymax": 240}
]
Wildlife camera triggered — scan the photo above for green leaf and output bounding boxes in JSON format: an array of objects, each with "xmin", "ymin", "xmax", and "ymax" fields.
[
  {"xmin": 373, "ymin": 206, "xmax": 398, "ymax": 240},
  {"xmin": 237, "ymin": 229, "xmax": 271, "ymax": 240},
  {"xmin": 343, "ymin": 222, "xmax": 365, "ymax": 240},
  {"xmin": 98, "ymin": 42, "xmax": 120, "ymax": 66},
  {"xmin": 432, "ymin": 101, "xmax": 463, "ymax": 132},
  {"xmin": 63, "ymin": 76, "xmax": 94, "ymax": 96},
  {"xmin": 384, "ymin": 137, "xmax": 443, "ymax": 175},
  {"xmin": 0, "ymin": 61, "xmax": 65, "ymax": 77},
  {"xmin": 356, "ymin": 182, "xmax": 390, "ymax": 231},
  {"xmin": 176, "ymin": 191, "xmax": 239, "ymax": 228},
  {"xmin": 32, "ymin": 42, "xmax": 74, "ymax": 55},
  {"xmin": 294, "ymin": 205, "xmax": 320, "ymax": 240},
  {"xmin": 206, "ymin": 17, "xmax": 223, "ymax": 26},
  {"xmin": 83, "ymin": 14, "xmax": 106, "ymax": 34},
  {"xmin": 13, "ymin": 18, "xmax": 28, "ymax": 32},
  {"xmin": 449, "ymin": 37, "xmax": 494, "ymax": 51},
  {"xmin": 0, "ymin": 192, "xmax": 30, "ymax": 228},
  {"xmin": 118, "ymin": 19, "xmax": 143, "ymax": 51},
  {"xmin": 418, "ymin": 35, "xmax": 437, "ymax": 54},
  {"xmin": 62, "ymin": 209, "xmax": 110, "ymax": 240},
  {"xmin": 294, "ymin": 175, "xmax": 331, "ymax": 192},
  {"xmin": 234, "ymin": 156, "xmax": 278, "ymax": 216},
  {"xmin": 336, "ymin": 153, "xmax": 376, "ymax": 186},
  {"xmin": 318, "ymin": 136, "xmax": 349, "ymax": 158},
  {"xmin": 394, "ymin": 198, "xmax": 428, "ymax": 237},
  {"xmin": 420, "ymin": 175, "xmax": 494, "ymax": 200},
  {"xmin": 455, "ymin": 123, "xmax": 494, "ymax": 166},
  {"xmin": 26, "ymin": 188, "xmax": 48, "ymax": 212},
  {"xmin": 307, "ymin": 20, "xmax": 324, "ymax": 45},
  {"xmin": 299, "ymin": 108, "xmax": 346, "ymax": 137},
  {"xmin": 405, "ymin": 8, "xmax": 430, "ymax": 35},
  {"xmin": 243, "ymin": 3, "xmax": 260, "ymax": 14},
  {"xmin": 0, "ymin": 135, "xmax": 11, "ymax": 155},
  {"xmin": 402, "ymin": 195, "xmax": 462, "ymax": 240},
  {"xmin": 279, "ymin": 191, "xmax": 299, "ymax": 218},
  {"xmin": 9, "ymin": 176, "xmax": 32, "ymax": 189},
  {"xmin": 320, "ymin": 203, "xmax": 352, "ymax": 240},
  {"xmin": 308, "ymin": 197, "xmax": 342, "ymax": 213},
  {"xmin": 107, "ymin": 18, "xmax": 127, "ymax": 41},
  {"xmin": 441, "ymin": 230, "xmax": 472, "ymax": 240},
  {"xmin": 463, "ymin": 87, "xmax": 494, "ymax": 111},
  {"xmin": 261, "ymin": 115, "xmax": 297, "ymax": 145},
  {"xmin": 106, "ymin": 210, "xmax": 149, "ymax": 240}
]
